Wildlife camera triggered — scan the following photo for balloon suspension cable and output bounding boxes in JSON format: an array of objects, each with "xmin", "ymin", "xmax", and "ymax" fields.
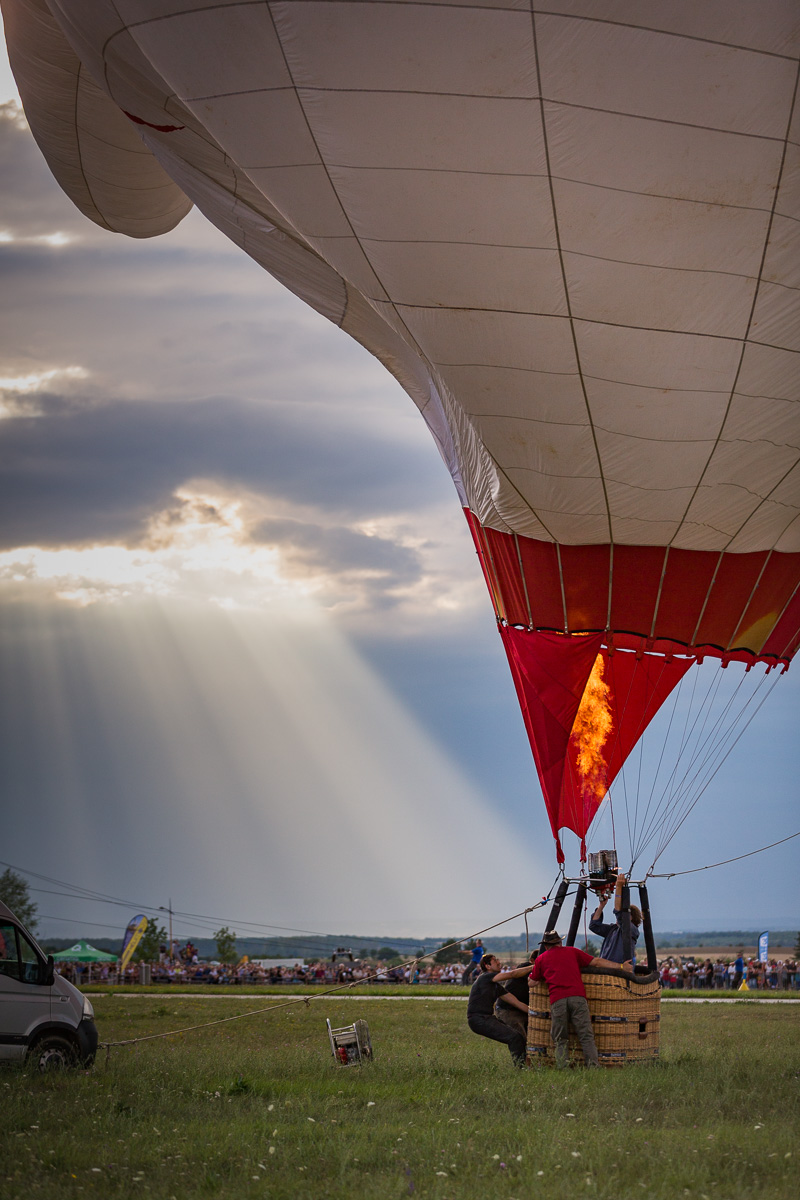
[
  {"xmin": 647, "ymin": 829, "xmax": 800, "ymax": 880},
  {"xmin": 598, "ymin": 658, "xmax": 780, "ymax": 879},
  {"xmin": 640, "ymin": 666, "xmax": 780, "ymax": 873},
  {"xmin": 627, "ymin": 658, "xmax": 696, "ymax": 867}
]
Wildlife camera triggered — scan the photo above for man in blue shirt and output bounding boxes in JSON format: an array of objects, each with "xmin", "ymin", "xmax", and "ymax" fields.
[
  {"xmin": 732, "ymin": 952, "xmax": 745, "ymax": 989},
  {"xmin": 589, "ymin": 872, "xmax": 641, "ymax": 966},
  {"xmin": 462, "ymin": 938, "xmax": 485, "ymax": 985}
]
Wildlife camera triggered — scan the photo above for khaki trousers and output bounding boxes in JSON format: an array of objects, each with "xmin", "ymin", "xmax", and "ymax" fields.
[{"xmin": 550, "ymin": 995, "xmax": 598, "ymax": 1067}]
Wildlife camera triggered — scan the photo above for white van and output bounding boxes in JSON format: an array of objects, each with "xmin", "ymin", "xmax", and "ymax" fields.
[{"xmin": 0, "ymin": 900, "xmax": 98, "ymax": 1070}]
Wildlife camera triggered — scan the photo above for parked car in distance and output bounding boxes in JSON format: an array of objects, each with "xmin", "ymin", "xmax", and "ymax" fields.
[{"xmin": 0, "ymin": 900, "xmax": 98, "ymax": 1070}]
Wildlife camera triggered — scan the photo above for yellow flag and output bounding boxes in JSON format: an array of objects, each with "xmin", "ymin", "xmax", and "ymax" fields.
[{"xmin": 119, "ymin": 915, "xmax": 148, "ymax": 971}]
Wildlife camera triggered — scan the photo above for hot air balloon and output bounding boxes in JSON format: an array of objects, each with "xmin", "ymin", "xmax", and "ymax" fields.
[{"xmin": 4, "ymin": 1, "xmax": 798, "ymax": 922}]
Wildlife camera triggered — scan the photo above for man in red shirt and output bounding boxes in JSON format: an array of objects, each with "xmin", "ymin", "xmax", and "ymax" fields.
[{"xmin": 528, "ymin": 930, "xmax": 623, "ymax": 1067}]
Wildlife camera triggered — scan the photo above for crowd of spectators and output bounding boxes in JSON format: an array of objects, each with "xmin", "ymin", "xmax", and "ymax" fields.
[
  {"xmin": 57, "ymin": 957, "xmax": 482, "ymax": 986},
  {"xmin": 657, "ymin": 955, "xmax": 798, "ymax": 990},
  {"xmin": 55, "ymin": 947, "xmax": 799, "ymax": 989}
]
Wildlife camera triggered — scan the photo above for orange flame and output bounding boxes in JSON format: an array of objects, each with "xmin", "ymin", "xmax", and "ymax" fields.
[{"xmin": 571, "ymin": 654, "xmax": 613, "ymax": 801}]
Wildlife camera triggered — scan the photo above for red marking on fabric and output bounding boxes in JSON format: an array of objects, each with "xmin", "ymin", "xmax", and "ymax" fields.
[{"xmin": 123, "ymin": 110, "xmax": 184, "ymax": 133}]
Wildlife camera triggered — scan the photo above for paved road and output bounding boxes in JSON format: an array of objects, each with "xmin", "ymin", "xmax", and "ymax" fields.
[{"xmin": 91, "ymin": 992, "xmax": 800, "ymax": 1003}]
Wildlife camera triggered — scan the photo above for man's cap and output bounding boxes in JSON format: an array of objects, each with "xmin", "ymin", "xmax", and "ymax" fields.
[{"xmin": 542, "ymin": 930, "xmax": 563, "ymax": 946}]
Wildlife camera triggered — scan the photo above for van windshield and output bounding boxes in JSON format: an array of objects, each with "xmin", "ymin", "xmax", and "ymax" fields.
[{"xmin": 0, "ymin": 922, "xmax": 42, "ymax": 984}]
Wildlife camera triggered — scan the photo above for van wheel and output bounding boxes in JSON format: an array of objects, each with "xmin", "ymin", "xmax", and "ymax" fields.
[{"xmin": 30, "ymin": 1034, "xmax": 77, "ymax": 1071}]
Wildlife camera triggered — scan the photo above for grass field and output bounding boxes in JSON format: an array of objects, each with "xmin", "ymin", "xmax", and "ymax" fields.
[{"xmin": 3, "ymin": 996, "xmax": 798, "ymax": 1200}]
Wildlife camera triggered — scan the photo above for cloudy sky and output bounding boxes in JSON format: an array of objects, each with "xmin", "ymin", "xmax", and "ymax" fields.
[{"xmin": 1, "ymin": 29, "xmax": 797, "ymax": 948}]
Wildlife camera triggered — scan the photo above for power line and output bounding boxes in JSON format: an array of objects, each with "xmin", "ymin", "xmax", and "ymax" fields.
[
  {"xmin": 1, "ymin": 858, "xmax": 386, "ymax": 942},
  {"xmin": 36, "ymin": 914, "xmax": 128, "ymax": 933},
  {"xmin": 4, "ymin": 858, "xmax": 532, "ymax": 952}
]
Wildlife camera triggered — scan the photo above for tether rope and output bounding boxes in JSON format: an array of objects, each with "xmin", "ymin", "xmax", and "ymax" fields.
[{"xmin": 98, "ymin": 878, "xmax": 561, "ymax": 1063}]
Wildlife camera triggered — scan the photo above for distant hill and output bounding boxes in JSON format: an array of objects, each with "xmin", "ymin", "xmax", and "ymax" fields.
[{"xmin": 40, "ymin": 928, "xmax": 798, "ymax": 959}]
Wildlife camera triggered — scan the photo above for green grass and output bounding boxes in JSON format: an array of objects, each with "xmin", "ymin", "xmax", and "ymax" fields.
[{"xmin": 2, "ymin": 998, "xmax": 798, "ymax": 1199}]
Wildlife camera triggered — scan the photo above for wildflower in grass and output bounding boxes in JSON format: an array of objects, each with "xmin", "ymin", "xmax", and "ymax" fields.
[
  {"xmin": 537, "ymin": 1170, "xmax": 544, "ymax": 1176},
  {"xmin": 268, "ymin": 1147, "xmax": 275, "ymax": 1156},
  {"xmin": 572, "ymin": 1151, "xmax": 581, "ymax": 1157},
  {"xmin": 435, "ymin": 1171, "xmax": 448, "ymax": 1176},
  {"xmin": 367, "ymin": 1101, "xmax": 375, "ymax": 1107}
]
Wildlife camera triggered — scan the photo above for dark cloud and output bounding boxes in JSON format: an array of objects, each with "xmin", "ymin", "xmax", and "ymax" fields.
[
  {"xmin": 0, "ymin": 103, "xmax": 95, "ymax": 239},
  {"xmin": 0, "ymin": 104, "xmax": 452, "ymax": 558},
  {"xmin": 252, "ymin": 516, "xmax": 421, "ymax": 587},
  {"xmin": 0, "ymin": 390, "xmax": 448, "ymax": 549}
]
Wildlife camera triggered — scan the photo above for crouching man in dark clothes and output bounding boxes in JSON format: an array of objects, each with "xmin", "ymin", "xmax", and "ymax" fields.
[
  {"xmin": 530, "ymin": 930, "xmax": 624, "ymax": 1068},
  {"xmin": 467, "ymin": 953, "xmax": 531, "ymax": 1068},
  {"xmin": 494, "ymin": 950, "xmax": 539, "ymax": 1041}
]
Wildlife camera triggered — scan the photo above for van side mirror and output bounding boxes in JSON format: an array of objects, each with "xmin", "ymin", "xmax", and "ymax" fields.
[{"xmin": 41, "ymin": 955, "xmax": 55, "ymax": 986}]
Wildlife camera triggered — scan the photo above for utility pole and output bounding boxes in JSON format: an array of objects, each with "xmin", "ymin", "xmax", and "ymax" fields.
[{"xmin": 160, "ymin": 899, "xmax": 175, "ymax": 962}]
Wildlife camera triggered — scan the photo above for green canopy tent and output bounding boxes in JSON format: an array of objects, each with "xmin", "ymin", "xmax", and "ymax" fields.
[{"xmin": 51, "ymin": 940, "xmax": 117, "ymax": 963}]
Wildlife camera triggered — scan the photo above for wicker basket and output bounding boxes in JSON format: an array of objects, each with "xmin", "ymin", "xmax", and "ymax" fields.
[{"xmin": 528, "ymin": 969, "xmax": 661, "ymax": 1067}]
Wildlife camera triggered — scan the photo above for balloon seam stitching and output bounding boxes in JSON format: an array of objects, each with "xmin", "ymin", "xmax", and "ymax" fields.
[
  {"xmin": 668, "ymin": 58, "xmax": 800, "ymax": 551},
  {"xmin": 726, "ymin": 551, "xmax": 773, "ymax": 651},
  {"xmin": 555, "ymin": 543, "xmax": 568, "ymax": 633},
  {"xmin": 513, "ymin": 533, "xmax": 534, "ymax": 627},
  {"xmin": 536, "ymin": 10, "xmax": 800, "ymax": 64},
  {"xmin": 529, "ymin": 4, "xmax": 614, "ymax": 557},
  {"xmin": 648, "ymin": 548, "xmax": 672, "ymax": 640}
]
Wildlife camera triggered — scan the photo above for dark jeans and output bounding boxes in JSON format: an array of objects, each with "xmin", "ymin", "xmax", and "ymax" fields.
[
  {"xmin": 468, "ymin": 1013, "xmax": 527, "ymax": 1066},
  {"xmin": 494, "ymin": 999, "xmax": 528, "ymax": 1041}
]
